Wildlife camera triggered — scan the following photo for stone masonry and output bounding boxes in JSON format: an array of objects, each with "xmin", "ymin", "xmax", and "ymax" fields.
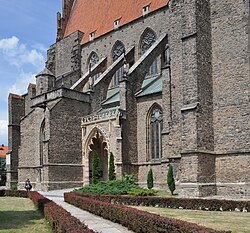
[{"xmin": 7, "ymin": 0, "xmax": 249, "ymax": 197}]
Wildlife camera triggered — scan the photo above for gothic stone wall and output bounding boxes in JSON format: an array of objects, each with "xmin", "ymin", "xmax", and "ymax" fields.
[
  {"xmin": 211, "ymin": 0, "xmax": 249, "ymax": 153},
  {"xmin": 80, "ymin": 7, "xmax": 169, "ymax": 75},
  {"xmin": 18, "ymin": 107, "xmax": 45, "ymax": 190},
  {"xmin": 136, "ymin": 94, "xmax": 169, "ymax": 187},
  {"xmin": 211, "ymin": 0, "xmax": 249, "ymax": 196},
  {"xmin": 47, "ymin": 98, "xmax": 90, "ymax": 190},
  {"xmin": 7, "ymin": 95, "xmax": 25, "ymax": 188}
]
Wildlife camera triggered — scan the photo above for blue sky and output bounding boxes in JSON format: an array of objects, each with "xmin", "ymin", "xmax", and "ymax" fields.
[{"xmin": 0, "ymin": 0, "xmax": 61, "ymax": 145}]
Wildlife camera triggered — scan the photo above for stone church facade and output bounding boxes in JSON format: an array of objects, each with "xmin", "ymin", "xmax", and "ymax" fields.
[{"xmin": 6, "ymin": 0, "xmax": 249, "ymax": 197}]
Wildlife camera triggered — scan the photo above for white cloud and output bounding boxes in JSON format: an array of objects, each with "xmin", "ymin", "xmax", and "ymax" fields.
[
  {"xmin": 0, "ymin": 36, "xmax": 19, "ymax": 50},
  {"xmin": 0, "ymin": 36, "xmax": 45, "ymax": 68},
  {"xmin": 0, "ymin": 120, "xmax": 8, "ymax": 144},
  {"xmin": 9, "ymin": 72, "xmax": 36, "ymax": 95}
]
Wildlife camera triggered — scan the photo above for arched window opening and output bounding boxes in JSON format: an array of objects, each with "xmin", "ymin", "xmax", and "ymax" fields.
[
  {"xmin": 140, "ymin": 28, "xmax": 158, "ymax": 76},
  {"xmin": 112, "ymin": 41, "xmax": 125, "ymax": 87},
  {"xmin": 88, "ymin": 52, "xmax": 100, "ymax": 84},
  {"xmin": 162, "ymin": 45, "xmax": 170, "ymax": 67},
  {"xmin": 147, "ymin": 104, "xmax": 163, "ymax": 160},
  {"xmin": 40, "ymin": 120, "xmax": 45, "ymax": 166}
]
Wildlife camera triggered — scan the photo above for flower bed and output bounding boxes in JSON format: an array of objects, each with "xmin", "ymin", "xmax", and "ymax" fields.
[
  {"xmin": 1, "ymin": 190, "xmax": 97, "ymax": 233},
  {"xmin": 65, "ymin": 192, "xmax": 230, "ymax": 233},
  {"xmin": 72, "ymin": 192, "xmax": 249, "ymax": 212}
]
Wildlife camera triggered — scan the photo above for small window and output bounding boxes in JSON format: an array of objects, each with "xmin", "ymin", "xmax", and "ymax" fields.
[
  {"xmin": 89, "ymin": 31, "xmax": 96, "ymax": 41},
  {"xmin": 114, "ymin": 19, "xmax": 120, "ymax": 29},
  {"xmin": 143, "ymin": 5, "xmax": 150, "ymax": 16}
]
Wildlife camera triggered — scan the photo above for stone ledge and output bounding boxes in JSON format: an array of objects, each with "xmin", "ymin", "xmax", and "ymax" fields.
[{"xmin": 32, "ymin": 87, "xmax": 90, "ymax": 107}]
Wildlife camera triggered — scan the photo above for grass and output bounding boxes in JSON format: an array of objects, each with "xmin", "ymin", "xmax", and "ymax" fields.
[
  {"xmin": 133, "ymin": 206, "xmax": 250, "ymax": 233},
  {"xmin": 0, "ymin": 197, "xmax": 52, "ymax": 233}
]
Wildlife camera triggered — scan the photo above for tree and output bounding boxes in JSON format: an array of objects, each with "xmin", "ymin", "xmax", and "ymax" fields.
[
  {"xmin": 92, "ymin": 150, "xmax": 100, "ymax": 184},
  {"xmin": 108, "ymin": 152, "xmax": 116, "ymax": 181},
  {"xmin": 167, "ymin": 164, "xmax": 175, "ymax": 195},
  {"xmin": 147, "ymin": 168, "xmax": 154, "ymax": 189}
]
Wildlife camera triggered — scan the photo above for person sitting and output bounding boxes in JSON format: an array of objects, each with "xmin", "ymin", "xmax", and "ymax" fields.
[{"xmin": 25, "ymin": 178, "xmax": 32, "ymax": 191}]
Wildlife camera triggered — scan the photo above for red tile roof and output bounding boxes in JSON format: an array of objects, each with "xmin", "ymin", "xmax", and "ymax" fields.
[
  {"xmin": 64, "ymin": 0, "xmax": 169, "ymax": 44},
  {"xmin": 0, "ymin": 145, "xmax": 8, "ymax": 159}
]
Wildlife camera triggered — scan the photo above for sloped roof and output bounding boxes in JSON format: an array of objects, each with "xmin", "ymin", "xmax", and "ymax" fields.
[
  {"xmin": 136, "ymin": 75, "xmax": 162, "ymax": 97},
  {"xmin": 0, "ymin": 145, "xmax": 8, "ymax": 159},
  {"xmin": 102, "ymin": 87, "xmax": 120, "ymax": 106},
  {"xmin": 64, "ymin": 0, "xmax": 168, "ymax": 44}
]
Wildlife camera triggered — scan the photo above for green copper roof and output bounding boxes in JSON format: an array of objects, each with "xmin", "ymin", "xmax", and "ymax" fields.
[
  {"xmin": 102, "ymin": 87, "xmax": 120, "ymax": 105},
  {"xmin": 136, "ymin": 75, "xmax": 162, "ymax": 97}
]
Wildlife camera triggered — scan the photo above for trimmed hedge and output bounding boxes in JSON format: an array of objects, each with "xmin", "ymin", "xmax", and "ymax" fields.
[
  {"xmin": 65, "ymin": 192, "xmax": 230, "ymax": 233},
  {"xmin": 72, "ymin": 192, "xmax": 249, "ymax": 212},
  {"xmin": 1, "ymin": 190, "xmax": 97, "ymax": 233},
  {"xmin": 0, "ymin": 189, "xmax": 28, "ymax": 198}
]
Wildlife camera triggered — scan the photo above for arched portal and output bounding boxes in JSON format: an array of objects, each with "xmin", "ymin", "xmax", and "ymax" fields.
[{"xmin": 85, "ymin": 129, "xmax": 108, "ymax": 184}]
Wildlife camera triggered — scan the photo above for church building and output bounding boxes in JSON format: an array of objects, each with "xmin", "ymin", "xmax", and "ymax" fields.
[{"xmin": 7, "ymin": 0, "xmax": 249, "ymax": 197}]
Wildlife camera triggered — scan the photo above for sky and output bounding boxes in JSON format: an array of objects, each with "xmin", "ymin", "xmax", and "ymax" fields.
[{"xmin": 0, "ymin": 0, "xmax": 61, "ymax": 145}]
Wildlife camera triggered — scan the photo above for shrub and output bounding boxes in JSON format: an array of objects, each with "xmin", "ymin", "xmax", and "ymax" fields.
[
  {"xmin": 10, "ymin": 183, "xmax": 18, "ymax": 190},
  {"xmin": 28, "ymin": 191, "xmax": 96, "ymax": 233},
  {"xmin": 128, "ymin": 188, "xmax": 157, "ymax": 196},
  {"xmin": 65, "ymin": 192, "xmax": 229, "ymax": 233},
  {"xmin": 92, "ymin": 150, "xmax": 100, "ymax": 184},
  {"xmin": 108, "ymin": 152, "xmax": 116, "ymax": 181},
  {"xmin": 73, "ymin": 193, "xmax": 249, "ymax": 213},
  {"xmin": 147, "ymin": 168, "xmax": 154, "ymax": 189},
  {"xmin": 167, "ymin": 164, "xmax": 175, "ymax": 195},
  {"xmin": 4, "ymin": 189, "xmax": 28, "ymax": 198},
  {"xmin": 75, "ymin": 178, "xmax": 139, "ymax": 195}
]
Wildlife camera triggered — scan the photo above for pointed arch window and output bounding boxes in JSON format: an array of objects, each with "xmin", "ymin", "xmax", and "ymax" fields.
[
  {"xmin": 148, "ymin": 104, "xmax": 163, "ymax": 160},
  {"xmin": 112, "ymin": 41, "xmax": 125, "ymax": 87},
  {"xmin": 88, "ymin": 52, "xmax": 100, "ymax": 84},
  {"xmin": 140, "ymin": 28, "xmax": 158, "ymax": 76},
  {"xmin": 40, "ymin": 120, "xmax": 45, "ymax": 166}
]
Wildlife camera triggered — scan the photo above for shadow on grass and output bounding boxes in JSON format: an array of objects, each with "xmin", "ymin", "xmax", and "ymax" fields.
[{"xmin": 0, "ymin": 210, "xmax": 43, "ymax": 230}]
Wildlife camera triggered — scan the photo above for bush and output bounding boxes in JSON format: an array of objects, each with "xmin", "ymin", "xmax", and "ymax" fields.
[
  {"xmin": 108, "ymin": 152, "xmax": 116, "ymax": 181},
  {"xmin": 167, "ymin": 164, "xmax": 175, "ymax": 195},
  {"xmin": 72, "ymin": 192, "xmax": 250, "ymax": 212},
  {"xmin": 75, "ymin": 178, "xmax": 139, "ymax": 195},
  {"xmin": 147, "ymin": 168, "xmax": 154, "ymax": 189},
  {"xmin": 65, "ymin": 192, "xmax": 229, "ymax": 233},
  {"xmin": 28, "ymin": 191, "xmax": 97, "ymax": 233},
  {"xmin": 128, "ymin": 188, "xmax": 157, "ymax": 196},
  {"xmin": 92, "ymin": 150, "xmax": 100, "ymax": 184},
  {"xmin": 10, "ymin": 183, "xmax": 18, "ymax": 190}
]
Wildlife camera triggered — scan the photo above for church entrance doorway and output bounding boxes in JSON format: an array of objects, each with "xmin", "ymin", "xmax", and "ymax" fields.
[{"xmin": 88, "ymin": 132, "xmax": 108, "ymax": 184}]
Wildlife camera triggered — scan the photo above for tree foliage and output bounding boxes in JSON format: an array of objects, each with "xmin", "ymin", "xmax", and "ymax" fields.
[
  {"xmin": 167, "ymin": 164, "xmax": 175, "ymax": 195},
  {"xmin": 108, "ymin": 152, "xmax": 116, "ymax": 181},
  {"xmin": 147, "ymin": 168, "xmax": 154, "ymax": 189},
  {"xmin": 92, "ymin": 150, "xmax": 100, "ymax": 184}
]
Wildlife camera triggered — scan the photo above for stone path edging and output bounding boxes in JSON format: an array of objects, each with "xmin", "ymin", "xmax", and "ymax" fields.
[{"xmin": 39, "ymin": 189, "xmax": 134, "ymax": 233}]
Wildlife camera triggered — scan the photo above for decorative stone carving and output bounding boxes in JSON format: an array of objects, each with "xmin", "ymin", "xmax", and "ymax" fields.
[
  {"xmin": 89, "ymin": 52, "xmax": 99, "ymax": 68},
  {"xmin": 112, "ymin": 42, "xmax": 125, "ymax": 61},
  {"xmin": 141, "ymin": 30, "xmax": 156, "ymax": 54}
]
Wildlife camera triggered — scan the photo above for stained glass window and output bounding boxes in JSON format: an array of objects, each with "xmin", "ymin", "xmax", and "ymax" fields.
[
  {"xmin": 148, "ymin": 104, "xmax": 163, "ymax": 160},
  {"xmin": 140, "ymin": 29, "xmax": 158, "ymax": 76},
  {"xmin": 112, "ymin": 41, "xmax": 125, "ymax": 87},
  {"xmin": 88, "ymin": 52, "xmax": 100, "ymax": 83}
]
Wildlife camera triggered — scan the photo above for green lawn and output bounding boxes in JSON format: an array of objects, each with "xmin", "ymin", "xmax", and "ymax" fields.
[
  {"xmin": 0, "ymin": 197, "xmax": 52, "ymax": 233},
  {"xmin": 134, "ymin": 206, "xmax": 250, "ymax": 233}
]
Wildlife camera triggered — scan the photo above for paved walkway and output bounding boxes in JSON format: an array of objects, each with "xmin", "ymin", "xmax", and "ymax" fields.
[{"xmin": 39, "ymin": 189, "xmax": 134, "ymax": 233}]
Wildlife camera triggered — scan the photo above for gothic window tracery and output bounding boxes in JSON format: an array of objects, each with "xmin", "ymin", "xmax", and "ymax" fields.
[
  {"xmin": 147, "ymin": 104, "xmax": 163, "ymax": 160},
  {"xmin": 88, "ymin": 52, "xmax": 100, "ymax": 83},
  {"xmin": 112, "ymin": 41, "xmax": 125, "ymax": 87},
  {"xmin": 140, "ymin": 29, "xmax": 158, "ymax": 76}
]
